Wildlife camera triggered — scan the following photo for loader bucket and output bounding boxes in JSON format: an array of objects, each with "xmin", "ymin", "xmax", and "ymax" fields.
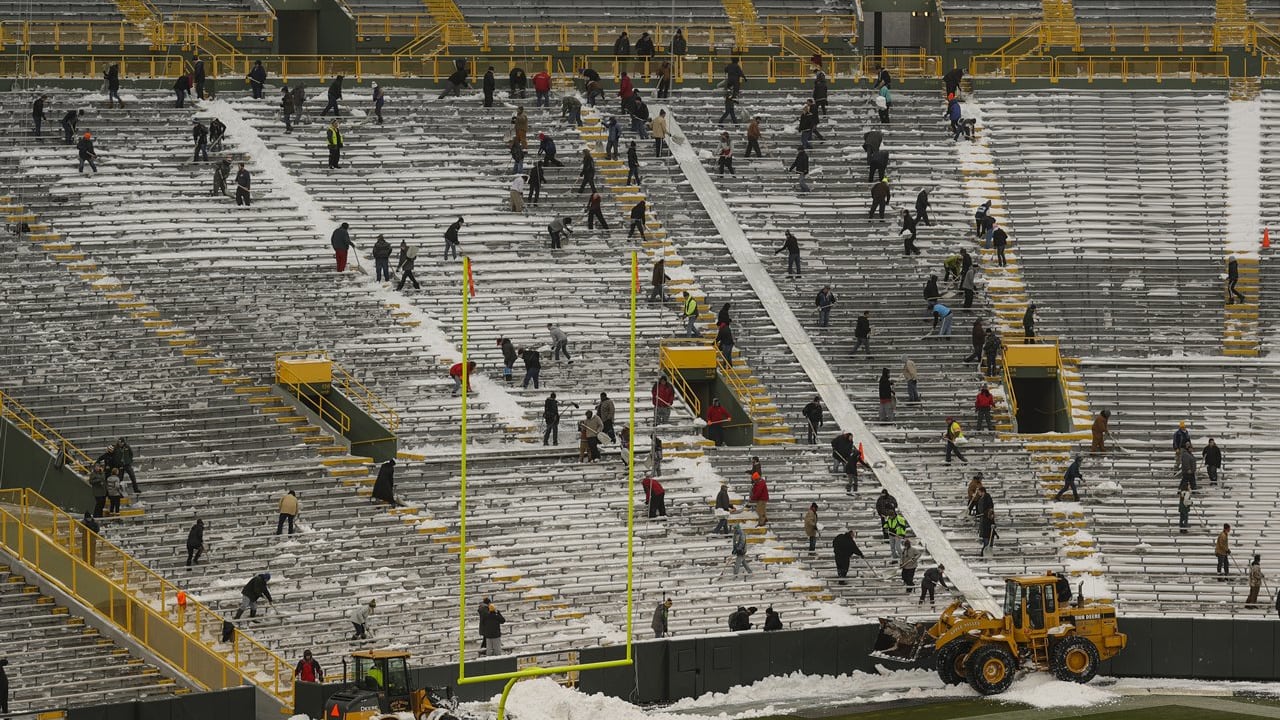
[{"xmin": 872, "ymin": 617, "xmax": 937, "ymax": 667}]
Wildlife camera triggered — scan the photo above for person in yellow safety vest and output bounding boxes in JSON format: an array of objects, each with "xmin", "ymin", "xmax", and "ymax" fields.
[
  {"xmin": 884, "ymin": 512, "xmax": 908, "ymax": 560},
  {"xmin": 364, "ymin": 663, "xmax": 383, "ymax": 690},
  {"xmin": 327, "ymin": 120, "xmax": 343, "ymax": 169},
  {"xmin": 681, "ymin": 292, "xmax": 699, "ymax": 338}
]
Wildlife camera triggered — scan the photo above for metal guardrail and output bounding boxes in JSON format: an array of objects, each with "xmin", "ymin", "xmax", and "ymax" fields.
[
  {"xmin": 274, "ymin": 351, "xmax": 400, "ymax": 433},
  {"xmin": 657, "ymin": 339, "xmax": 703, "ymax": 419},
  {"xmin": 163, "ymin": 12, "xmax": 273, "ymax": 41},
  {"xmin": 0, "ymin": 488, "xmax": 292, "ymax": 706},
  {"xmin": 0, "ymin": 390, "xmax": 94, "ymax": 476},
  {"xmin": 355, "ymin": 15, "xmax": 857, "ymax": 49}
]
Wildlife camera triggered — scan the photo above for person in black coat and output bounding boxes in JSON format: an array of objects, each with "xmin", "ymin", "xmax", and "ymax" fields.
[
  {"xmin": 862, "ymin": 129, "xmax": 883, "ymax": 155},
  {"xmin": 717, "ymin": 302, "xmax": 732, "ymax": 326},
  {"xmin": 801, "ymin": 397, "xmax": 823, "ymax": 443},
  {"xmin": 192, "ymin": 56, "xmax": 206, "ymax": 99},
  {"xmin": 60, "ymin": 109, "xmax": 83, "ymax": 145},
  {"xmin": 192, "ymin": 121, "xmax": 209, "ymax": 162},
  {"xmin": 0, "ymin": 657, "xmax": 8, "ymax": 714},
  {"xmin": 943, "ymin": 67, "xmax": 965, "ymax": 97},
  {"xmin": 812, "ymin": 71, "xmax": 828, "ymax": 115},
  {"xmin": 727, "ymin": 606, "xmax": 756, "ymax": 631},
  {"xmin": 478, "ymin": 598, "xmax": 507, "ymax": 656},
  {"xmin": 186, "ymin": 518, "xmax": 204, "ymax": 566},
  {"xmin": 776, "ymin": 230, "xmax": 801, "ymax": 276},
  {"xmin": 715, "ymin": 323, "xmax": 735, "ymax": 367},
  {"xmin": 372, "ymin": 460, "xmax": 397, "ymax": 506},
  {"xmin": 789, "ymin": 147, "xmax": 811, "ymax": 193},
  {"xmin": 173, "ymin": 73, "xmax": 190, "ymax": 108},
  {"xmin": 867, "ymin": 148, "xmax": 889, "ymax": 182},
  {"xmin": 519, "ymin": 347, "xmax": 542, "ymax": 389},
  {"xmin": 482, "ymin": 66, "xmax": 496, "ymax": 107},
  {"xmin": 832, "ymin": 530, "xmax": 864, "ymax": 578},
  {"xmin": 234, "ymin": 573, "xmax": 273, "ymax": 619},
  {"xmin": 628, "ymin": 200, "xmax": 647, "ymax": 239},
  {"xmin": 900, "ymin": 210, "xmax": 919, "ymax": 255},
  {"xmin": 247, "ymin": 60, "xmax": 267, "ymax": 98},
  {"xmin": 916, "ymin": 188, "xmax": 932, "ymax": 226},
  {"xmin": 105, "ymin": 63, "xmax": 123, "ymax": 107},
  {"xmin": 924, "ymin": 274, "xmax": 939, "ymax": 313},
  {"xmin": 763, "ymin": 606, "xmax": 783, "ymax": 631},
  {"xmin": 543, "ymin": 392, "xmax": 569, "ymax": 445},
  {"xmin": 439, "ymin": 60, "xmax": 468, "ymax": 99},
  {"xmin": 234, "ymin": 163, "xmax": 251, "ymax": 206},
  {"xmin": 396, "ymin": 242, "xmax": 420, "ymax": 290},
  {"xmin": 322, "ymin": 75, "xmax": 344, "ymax": 116}
]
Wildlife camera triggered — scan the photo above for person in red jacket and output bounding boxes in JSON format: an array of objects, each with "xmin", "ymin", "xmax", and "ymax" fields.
[
  {"xmin": 706, "ymin": 397, "xmax": 731, "ymax": 446},
  {"xmin": 974, "ymin": 383, "xmax": 996, "ymax": 431},
  {"xmin": 652, "ymin": 377, "xmax": 675, "ymax": 425},
  {"xmin": 619, "ymin": 71, "xmax": 634, "ymax": 103},
  {"xmin": 450, "ymin": 361, "xmax": 477, "ymax": 396},
  {"xmin": 641, "ymin": 476, "xmax": 666, "ymax": 518},
  {"xmin": 533, "ymin": 70, "xmax": 552, "ymax": 107},
  {"xmin": 750, "ymin": 472, "xmax": 769, "ymax": 526},
  {"xmin": 294, "ymin": 649, "xmax": 324, "ymax": 683}
]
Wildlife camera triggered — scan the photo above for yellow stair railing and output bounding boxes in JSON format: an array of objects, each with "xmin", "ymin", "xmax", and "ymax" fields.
[
  {"xmin": 969, "ymin": 23, "xmax": 1046, "ymax": 77},
  {"xmin": 1041, "ymin": 0, "xmax": 1081, "ymax": 48},
  {"xmin": 0, "ymin": 390, "xmax": 95, "ymax": 476},
  {"xmin": 0, "ymin": 487, "xmax": 293, "ymax": 706},
  {"xmin": 275, "ymin": 351, "xmax": 401, "ymax": 433},
  {"xmin": 110, "ymin": 0, "xmax": 165, "ymax": 47},
  {"xmin": 774, "ymin": 24, "xmax": 823, "ymax": 59},
  {"xmin": 1215, "ymin": 0, "xmax": 1249, "ymax": 47},
  {"xmin": 722, "ymin": 0, "xmax": 768, "ymax": 47},
  {"xmin": 421, "ymin": 0, "xmax": 477, "ymax": 45}
]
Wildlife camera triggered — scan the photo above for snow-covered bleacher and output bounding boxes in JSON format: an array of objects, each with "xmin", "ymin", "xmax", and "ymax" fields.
[
  {"xmin": 0, "ymin": 562, "xmax": 180, "ymax": 714},
  {"xmin": 0, "ymin": 0, "xmax": 124, "ymax": 20},
  {"xmin": 3, "ymin": 72, "xmax": 1278, "ymax": 712},
  {"xmin": 452, "ymin": 0, "xmax": 728, "ymax": 25},
  {"xmin": 981, "ymin": 91, "xmax": 1230, "ymax": 357}
]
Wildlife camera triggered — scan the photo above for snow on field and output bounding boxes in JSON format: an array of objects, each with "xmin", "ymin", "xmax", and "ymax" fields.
[{"xmin": 288, "ymin": 666, "xmax": 1280, "ymax": 719}]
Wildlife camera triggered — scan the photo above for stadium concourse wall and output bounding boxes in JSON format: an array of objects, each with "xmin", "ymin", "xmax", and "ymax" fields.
[
  {"xmin": 0, "ymin": 415, "xmax": 94, "ymax": 513},
  {"xmin": 290, "ymin": 617, "xmax": 1279, "ymax": 715},
  {"xmin": 65, "ymin": 687, "xmax": 257, "ymax": 720}
]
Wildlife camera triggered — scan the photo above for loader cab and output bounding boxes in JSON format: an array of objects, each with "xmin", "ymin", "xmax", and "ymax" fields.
[
  {"xmin": 1004, "ymin": 577, "xmax": 1059, "ymax": 634},
  {"xmin": 353, "ymin": 650, "xmax": 412, "ymax": 713}
]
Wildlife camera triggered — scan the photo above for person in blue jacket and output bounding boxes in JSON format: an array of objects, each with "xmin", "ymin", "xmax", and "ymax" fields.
[
  {"xmin": 932, "ymin": 302, "xmax": 954, "ymax": 338},
  {"xmin": 538, "ymin": 133, "xmax": 562, "ymax": 166}
]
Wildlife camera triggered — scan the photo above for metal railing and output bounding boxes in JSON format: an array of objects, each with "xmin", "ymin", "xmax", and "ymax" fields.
[
  {"xmin": 358, "ymin": 16, "xmax": 855, "ymax": 50},
  {"xmin": 208, "ymin": 53, "xmax": 552, "ymax": 81},
  {"xmin": 0, "ymin": 390, "xmax": 94, "ymax": 476},
  {"xmin": 27, "ymin": 53, "xmax": 185, "ymax": 78},
  {"xmin": 970, "ymin": 23, "xmax": 1045, "ymax": 77},
  {"xmin": 0, "ymin": 20, "xmax": 152, "ymax": 50},
  {"xmin": 163, "ymin": 12, "xmax": 274, "ymax": 41},
  {"xmin": 0, "ymin": 488, "xmax": 292, "ymax": 705},
  {"xmin": 657, "ymin": 339, "xmax": 702, "ymax": 419},
  {"xmin": 1052, "ymin": 54, "xmax": 1229, "ymax": 80},
  {"xmin": 1076, "ymin": 23, "xmax": 1216, "ymax": 49},
  {"xmin": 270, "ymin": 353, "xmax": 350, "ymax": 430},
  {"xmin": 274, "ymin": 351, "xmax": 400, "ymax": 433},
  {"xmin": 945, "ymin": 14, "xmax": 1040, "ymax": 43}
]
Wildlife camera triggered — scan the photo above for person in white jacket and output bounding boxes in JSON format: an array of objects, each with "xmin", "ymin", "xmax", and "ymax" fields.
[{"xmin": 350, "ymin": 599, "xmax": 376, "ymax": 640}]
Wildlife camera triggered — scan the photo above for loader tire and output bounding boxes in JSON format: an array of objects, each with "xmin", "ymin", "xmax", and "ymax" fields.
[
  {"xmin": 1051, "ymin": 636, "xmax": 1100, "ymax": 684},
  {"xmin": 935, "ymin": 638, "xmax": 974, "ymax": 685},
  {"xmin": 966, "ymin": 644, "xmax": 1017, "ymax": 695}
]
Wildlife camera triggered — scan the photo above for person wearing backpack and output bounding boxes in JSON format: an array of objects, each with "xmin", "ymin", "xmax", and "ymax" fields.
[{"xmin": 396, "ymin": 242, "xmax": 420, "ymax": 291}]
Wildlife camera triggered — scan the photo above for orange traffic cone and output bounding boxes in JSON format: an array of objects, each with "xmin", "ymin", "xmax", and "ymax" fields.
[
  {"xmin": 1264, "ymin": 228, "xmax": 1271, "ymax": 249},
  {"xmin": 858, "ymin": 442, "xmax": 865, "ymax": 462}
]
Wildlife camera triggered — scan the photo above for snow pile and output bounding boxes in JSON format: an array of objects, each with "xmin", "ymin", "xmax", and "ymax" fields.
[
  {"xmin": 996, "ymin": 673, "xmax": 1118, "ymax": 708},
  {"xmin": 1224, "ymin": 99, "xmax": 1262, "ymax": 256}
]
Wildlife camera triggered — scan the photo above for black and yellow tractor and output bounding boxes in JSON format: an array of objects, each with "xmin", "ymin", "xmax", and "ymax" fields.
[
  {"xmin": 876, "ymin": 573, "xmax": 1127, "ymax": 695},
  {"xmin": 323, "ymin": 650, "xmax": 464, "ymax": 720}
]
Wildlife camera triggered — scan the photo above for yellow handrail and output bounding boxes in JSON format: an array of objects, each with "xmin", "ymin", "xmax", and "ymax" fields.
[
  {"xmin": 0, "ymin": 488, "xmax": 292, "ymax": 705},
  {"xmin": 0, "ymin": 20, "xmax": 150, "ymax": 50},
  {"xmin": 0, "ymin": 389, "xmax": 94, "ymax": 476},
  {"xmin": 657, "ymin": 346, "xmax": 701, "ymax": 419},
  {"xmin": 27, "ymin": 53, "xmax": 186, "ymax": 78},
  {"xmin": 274, "ymin": 351, "xmax": 400, "ymax": 433}
]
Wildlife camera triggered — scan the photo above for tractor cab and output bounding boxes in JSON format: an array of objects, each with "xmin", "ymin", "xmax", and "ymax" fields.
[
  {"xmin": 324, "ymin": 650, "xmax": 461, "ymax": 720},
  {"xmin": 1003, "ymin": 576, "xmax": 1060, "ymax": 633}
]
